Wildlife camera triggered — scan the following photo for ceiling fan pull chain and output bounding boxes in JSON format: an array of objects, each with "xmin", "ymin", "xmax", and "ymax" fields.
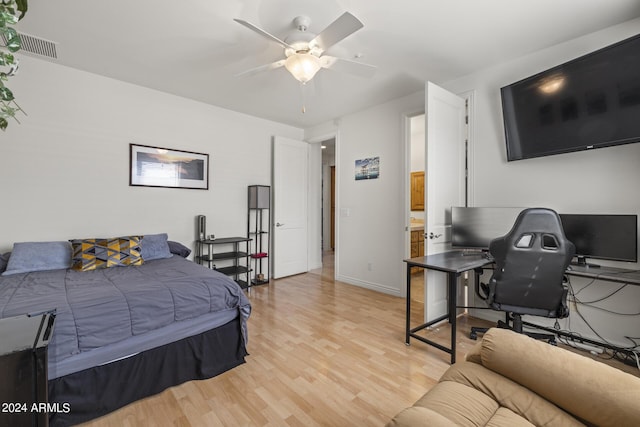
[{"xmin": 300, "ymin": 82, "xmax": 307, "ymax": 114}]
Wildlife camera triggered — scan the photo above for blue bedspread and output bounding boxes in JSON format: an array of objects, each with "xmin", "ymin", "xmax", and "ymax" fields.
[{"xmin": 0, "ymin": 256, "xmax": 251, "ymax": 370}]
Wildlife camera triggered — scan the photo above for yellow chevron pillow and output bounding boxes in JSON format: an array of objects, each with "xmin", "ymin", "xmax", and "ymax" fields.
[{"xmin": 70, "ymin": 236, "xmax": 143, "ymax": 271}]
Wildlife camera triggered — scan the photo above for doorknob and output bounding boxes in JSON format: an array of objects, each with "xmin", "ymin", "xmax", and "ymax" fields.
[
  {"xmin": 276, "ymin": 222, "xmax": 284, "ymax": 227},
  {"xmin": 426, "ymin": 232, "xmax": 442, "ymax": 240}
]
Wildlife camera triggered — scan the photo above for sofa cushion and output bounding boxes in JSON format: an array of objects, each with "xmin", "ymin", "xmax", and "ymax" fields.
[
  {"xmin": 488, "ymin": 407, "xmax": 537, "ymax": 427},
  {"xmin": 386, "ymin": 406, "xmax": 453, "ymax": 427},
  {"xmin": 478, "ymin": 328, "xmax": 640, "ymax": 427},
  {"xmin": 442, "ymin": 361, "xmax": 583, "ymax": 426},
  {"xmin": 413, "ymin": 380, "xmax": 499, "ymax": 426},
  {"xmin": 392, "ymin": 377, "xmax": 539, "ymax": 427}
]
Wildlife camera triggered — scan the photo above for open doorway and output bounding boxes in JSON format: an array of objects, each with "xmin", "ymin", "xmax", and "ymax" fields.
[
  {"xmin": 321, "ymin": 139, "xmax": 336, "ymax": 261},
  {"xmin": 407, "ymin": 114, "xmax": 426, "ymax": 324},
  {"xmin": 404, "ymin": 87, "xmax": 474, "ymax": 325}
]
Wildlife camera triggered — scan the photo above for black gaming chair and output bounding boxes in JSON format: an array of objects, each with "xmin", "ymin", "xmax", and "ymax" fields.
[{"xmin": 470, "ymin": 208, "xmax": 575, "ymax": 342}]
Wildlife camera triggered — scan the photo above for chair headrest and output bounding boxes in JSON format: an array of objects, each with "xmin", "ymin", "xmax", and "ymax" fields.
[{"xmin": 490, "ymin": 207, "xmax": 575, "ymax": 256}]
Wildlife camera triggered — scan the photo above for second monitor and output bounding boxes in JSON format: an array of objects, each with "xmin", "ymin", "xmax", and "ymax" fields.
[
  {"xmin": 451, "ymin": 207, "xmax": 526, "ymax": 250},
  {"xmin": 559, "ymin": 214, "xmax": 638, "ymax": 267}
]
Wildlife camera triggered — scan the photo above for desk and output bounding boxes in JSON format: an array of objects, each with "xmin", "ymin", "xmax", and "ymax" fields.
[
  {"xmin": 404, "ymin": 251, "xmax": 493, "ymax": 364},
  {"xmin": 405, "ymin": 254, "xmax": 640, "ymax": 363},
  {"xmin": 566, "ymin": 264, "xmax": 640, "ymax": 285},
  {"xmin": 524, "ymin": 263, "xmax": 640, "ymax": 354}
]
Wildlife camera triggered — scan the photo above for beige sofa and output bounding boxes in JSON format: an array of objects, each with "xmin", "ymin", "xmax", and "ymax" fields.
[{"xmin": 387, "ymin": 328, "xmax": 640, "ymax": 427}]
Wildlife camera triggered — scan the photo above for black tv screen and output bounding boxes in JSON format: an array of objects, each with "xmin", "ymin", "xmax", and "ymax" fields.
[{"xmin": 501, "ymin": 33, "xmax": 640, "ymax": 161}]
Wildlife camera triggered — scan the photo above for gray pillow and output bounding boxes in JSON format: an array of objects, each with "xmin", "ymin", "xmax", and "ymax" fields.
[
  {"xmin": 141, "ymin": 233, "xmax": 172, "ymax": 261},
  {"xmin": 168, "ymin": 240, "xmax": 191, "ymax": 258},
  {"xmin": 0, "ymin": 252, "xmax": 10, "ymax": 274},
  {"xmin": 2, "ymin": 241, "xmax": 72, "ymax": 276}
]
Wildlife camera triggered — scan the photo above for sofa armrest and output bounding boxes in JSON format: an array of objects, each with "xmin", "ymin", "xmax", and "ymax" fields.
[{"xmin": 479, "ymin": 328, "xmax": 640, "ymax": 426}]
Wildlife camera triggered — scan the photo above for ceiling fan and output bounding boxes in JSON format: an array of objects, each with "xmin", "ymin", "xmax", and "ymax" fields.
[{"xmin": 234, "ymin": 12, "xmax": 376, "ymax": 84}]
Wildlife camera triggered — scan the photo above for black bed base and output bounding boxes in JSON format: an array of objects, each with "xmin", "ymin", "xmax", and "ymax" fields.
[{"xmin": 48, "ymin": 318, "xmax": 248, "ymax": 426}]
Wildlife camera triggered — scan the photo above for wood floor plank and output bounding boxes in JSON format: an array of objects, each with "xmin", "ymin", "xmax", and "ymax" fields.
[{"xmin": 80, "ymin": 253, "xmax": 639, "ymax": 426}]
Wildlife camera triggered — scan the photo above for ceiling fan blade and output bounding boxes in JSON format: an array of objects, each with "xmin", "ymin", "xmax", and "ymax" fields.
[
  {"xmin": 310, "ymin": 12, "xmax": 363, "ymax": 52},
  {"xmin": 236, "ymin": 59, "xmax": 286, "ymax": 78},
  {"xmin": 234, "ymin": 18, "xmax": 294, "ymax": 50},
  {"xmin": 320, "ymin": 56, "xmax": 376, "ymax": 78}
]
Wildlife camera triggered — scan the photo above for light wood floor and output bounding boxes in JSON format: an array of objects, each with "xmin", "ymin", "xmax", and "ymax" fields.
[{"xmin": 82, "ymin": 253, "xmax": 638, "ymax": 426}]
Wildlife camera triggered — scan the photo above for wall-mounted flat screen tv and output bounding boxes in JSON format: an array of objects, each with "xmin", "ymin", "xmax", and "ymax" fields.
[{"xmin": 501, "ymin": 33, "xmax": 640, "ymax": 161}]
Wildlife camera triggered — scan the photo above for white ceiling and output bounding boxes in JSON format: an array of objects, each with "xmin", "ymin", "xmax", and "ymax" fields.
[{"xmin": 16, "ymin": 0, "xmax": 640, "ymax": 128}]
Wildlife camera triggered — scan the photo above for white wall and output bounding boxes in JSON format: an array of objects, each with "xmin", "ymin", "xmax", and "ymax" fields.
[
  {"xmin": 0, "ymin": 56, "xmax": 303, "ymax": 255},
  {"xmin": 312, "ymin": 17, "xmax": 640, "ymax": 347},
  {"xmin": 331, "ymin": 92, "xmax": 424, "ymax": 295},
  {"xmin": 442, "ymin": 18, "xmax": 640, "ymax": 347}
]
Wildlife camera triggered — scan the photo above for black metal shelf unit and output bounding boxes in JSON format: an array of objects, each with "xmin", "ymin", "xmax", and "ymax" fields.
[
  {"xmin": 196, "ymin": 237, "xmax": 252, "ymax": 289},
  {"xmin": 248, "ymin": 185, "xmax": 270, "ymax": 285}
]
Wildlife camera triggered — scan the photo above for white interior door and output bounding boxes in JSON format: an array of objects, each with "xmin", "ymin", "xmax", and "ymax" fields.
[
  {"xmin": 273, "ymin": 136, "xmax": 309, "ymax": 278},
  {"xmin": 424, "ymin": 82, "xmax": 467, "ymax": 322}
]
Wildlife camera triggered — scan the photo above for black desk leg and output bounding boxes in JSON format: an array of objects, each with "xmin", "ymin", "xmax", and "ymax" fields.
[
  {"xmin": 405, "ymin": 264, "xmax": 411, "ymax": 345},
  {"xmin": 448, "ymin": 272, "xmax": 458, "ymax": 364}
]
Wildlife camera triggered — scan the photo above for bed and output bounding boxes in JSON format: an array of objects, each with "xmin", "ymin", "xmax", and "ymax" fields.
[{"xmin": 0, "ymin": 235, "xmax": 251, "ymax": 426}]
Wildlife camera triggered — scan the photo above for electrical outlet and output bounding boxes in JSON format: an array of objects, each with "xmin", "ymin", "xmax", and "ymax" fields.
[{"xmin": 367, "ymin": 262, "xmax": 373, "ymax": 271}]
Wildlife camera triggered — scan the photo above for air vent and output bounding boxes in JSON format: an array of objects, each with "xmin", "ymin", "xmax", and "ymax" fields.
[{"xmin": 1, "ymin": 32, "xmax": 58, "ymax": 60}]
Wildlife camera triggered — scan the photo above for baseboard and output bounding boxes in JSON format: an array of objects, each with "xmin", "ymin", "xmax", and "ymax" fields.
[{"xmin": 336, "ymin": 274, "xmax": 401, "ymax": 296}]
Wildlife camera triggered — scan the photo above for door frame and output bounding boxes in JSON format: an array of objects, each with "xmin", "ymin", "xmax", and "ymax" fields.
[
  {"xmin": 307, "ymin": 130, "xmax": 339, "ymax": 278},
  {"xmin": 401, "ymin": 90, "xmax": 475, "ymax": 299},
  {"xmin": 401, "ymin": 108, "xmax": 425, "ymax": 298}
]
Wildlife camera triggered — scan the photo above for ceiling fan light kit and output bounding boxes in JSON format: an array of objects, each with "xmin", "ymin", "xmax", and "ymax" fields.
[
  {"xmin": 234, "ymin": 11, "xmax": 376, "ymax": 87},
  {"xmin": 284, "ymin": 52, "xmax": 320, "ymax": 83}
]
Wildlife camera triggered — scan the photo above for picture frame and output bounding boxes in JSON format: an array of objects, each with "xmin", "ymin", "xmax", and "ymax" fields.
[
  {"xmin": 129, "ymin": 144, "xmax": 209, "ymax": 190},
  {"xmin": 355, "ymin": 156, "xmax": 380, "ymax": 180}
]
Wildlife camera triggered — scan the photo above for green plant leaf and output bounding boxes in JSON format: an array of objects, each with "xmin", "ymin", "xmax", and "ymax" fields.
[
  {"xmin": 0, "ymin": 52, "xmax": 15, "ymax": 66},
  {"xmin": 0, "ymin": 0, "xmax": 27, "ymax": 130},
  {"xmin": 3, "ymin": 27, "xmax": 21, "ymax": 52},
  {"xmin": 0, "ymin": 86, "xmax": 13, "ymax": 101},
  {"xmin": 15, "ymin": 0, "xmax": 27, "ymax": 20},
  {"xmin": 0, "ymin": 9, "xmax": 19, "ymax": 25}
]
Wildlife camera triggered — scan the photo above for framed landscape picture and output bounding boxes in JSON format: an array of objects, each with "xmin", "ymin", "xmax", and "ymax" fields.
[
  {"xmin": 129, "ymin": 144, "xmax": 209, "ymax": 189},
  {"xmin": 355, "ymin": 156, "xmax": 380, "ymax": 180}
]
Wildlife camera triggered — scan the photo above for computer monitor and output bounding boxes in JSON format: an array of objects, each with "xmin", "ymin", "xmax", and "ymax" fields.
[
  {"xmin": 559, "ymin": 214, "xmax": 638, "ymax": 267},
  {"xmin": 451, "ymin": 207, "xmax": 526, "ymax": 250}
]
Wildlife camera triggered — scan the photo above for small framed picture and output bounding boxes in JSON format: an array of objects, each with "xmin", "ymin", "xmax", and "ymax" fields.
[
  {"xmin": 130, "ymin": 144, "xmax": 209, "ymax": 190},
  {"xmin": 355, "ymin": 156, "xmax": 380, "ymax": 180}
]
